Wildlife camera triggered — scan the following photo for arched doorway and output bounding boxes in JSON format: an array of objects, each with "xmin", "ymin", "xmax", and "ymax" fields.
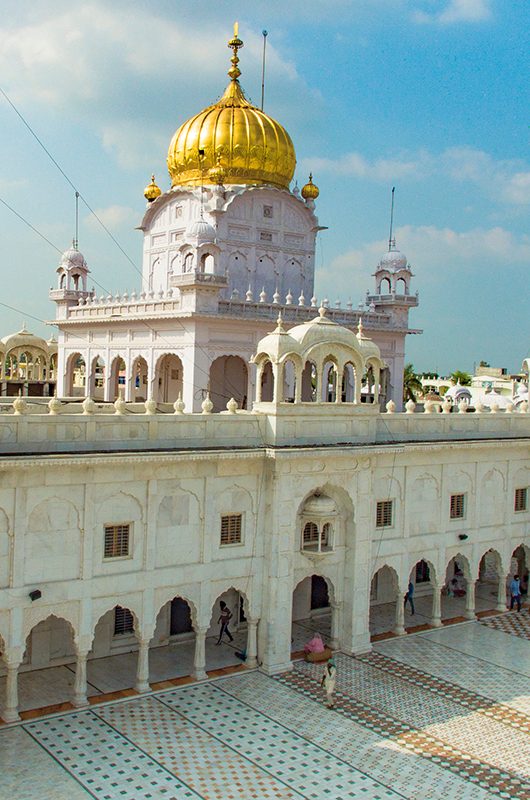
[
  {"xmin": 205, "ymin": 588, "xmax": 251, "ymax": 672},
  {"xmin": 89, "ymin": 605, "xmax": 141, "ymax": 693},
  {"xmin": 129, "ymin": 356, "xmax": 148, "ymax": 402},
  {"xmin": 292, "ymin": 575, "xmax": 336, "ymax": 653},
  {"xmin": 477, "ymin": 549, "xmax": 506, "ymax": 612},
  {"xmin": 13, "ymin": 616, "xmax": 78, "ymax": 714},
  {"xmin": 301, "ymin": 360, "xmax": 317, "ymax": 402},
  {"xmin": 66, "ymin": 353, "xmax": 86, "ymax": 397},
  {"xmin": 110, "ymin": 357, "xmax": 126, "ymax": 400},
  {"xmin": 407, "ymin": 559, "xmax": 440, "ymax": 626},
  {"xmin": 150, "ymin": 596, "xmax": 199, "ymax": 680},
  {"xmin": 441, "ymin": 555, "xmax": 473, "ymax": 621},
  {"xmin": 89, "ymin": 356, "xmax": 106, "ymax": 400},
  {"xmin": 369, "ymin": 565, "xmax": 402, "ymax": 637},
  {"xmin": 259, "ymin": 360, "xmax": 274, "ymax": 402},
  {"xmin": 154, "ymin": 354, "xmax": 183, "ymax": 404},
  {"xmin": 209, "ymin": 355, "xmax": 248, "ymax": 412}
]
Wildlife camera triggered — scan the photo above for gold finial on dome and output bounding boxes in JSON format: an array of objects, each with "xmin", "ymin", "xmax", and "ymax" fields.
[
  {"xmin": 227, "ymin": 21, "xmax": 244, "ymax": 81},
  {"xmin": 301, "ymin": 173, "xmax": 319, "ymax": 201},
  {"xmin": 167, "ymin": 28, "xmax": 296, "ymax": 190},
  {"xmin": 144, "ymin": 174, "xmax": 162, "ymax": 202}
]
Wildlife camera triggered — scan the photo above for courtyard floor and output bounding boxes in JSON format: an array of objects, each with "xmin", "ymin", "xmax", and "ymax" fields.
[{"xmin": 1, "ymin": 609, "xmax": 529, "ymax": 800}]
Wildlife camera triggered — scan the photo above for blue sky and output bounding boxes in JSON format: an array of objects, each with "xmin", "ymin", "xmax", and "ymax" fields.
[{"xmin": 0, "ymin": 0, "xmax": 528, "ymax": 374}]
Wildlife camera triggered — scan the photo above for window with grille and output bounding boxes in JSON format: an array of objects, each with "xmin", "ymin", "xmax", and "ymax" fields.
[
  {"xmin": 114, "ymin": 606, "xmax": 134, "ymax": 635},
  {"xmin": 104, "ymin": 524, "xmax": 130, "ymax": 558},
  {"xmin": 303, "ymin": 521, "xmax": 319, "ymax": 545},
  {"xmin": 450, "ymin": 493, "xmax": 465, "ymax": 519},
  {"xmin": 515, "ymin": 487, "xmax": 527, "ymax": 512},
  {"xmin": 302, "ymin": 521, "xmax": 333, "ymax": 553},
  {"xmin": 220, "ymin": 514, "xmax": 242, "ymax": 545},
  {"xmin": 376, "ymin": 500, "xmax": 393, "ymax": 528}
]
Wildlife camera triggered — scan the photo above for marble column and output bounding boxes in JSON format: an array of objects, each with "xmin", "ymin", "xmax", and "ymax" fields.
[
  {"xmin": 245, "ymin": 619, "xmax": 258, "ymax": 668},
  {"xmin": 135, "ymin": 639, "xmax": 151, "ymax": 693},
  {"xmin": 329, "ymin": 603, "xmax": 340, "ymax": 650},
  {"xmin": 464, "ymin": 579, "xmax": 476, "ymax": 620},
  {"xmin": 72, "ymin": 649, "xmax": 89, "ymax": 708},
  {"xmin": 496, "ymin": 575, "xmax": 507, "ymax": 611},
  {"xmin": 431, "ymin": 585, "xmax": 443, "ymax": 627},
  {"xmin": 192, "ymin": 628, "xmax": 208, "ymax": 681},
  {"xmin": 3, "ymin": 661, "xmax": 20, "ymax": 723},
  {"xmin": 394, "ymin": 593, "xmax": 406, "ymax": 636}
]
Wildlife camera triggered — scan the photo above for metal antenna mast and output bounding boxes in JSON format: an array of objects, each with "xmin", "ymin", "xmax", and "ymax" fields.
[
  {"xmin": 388, "ymin": 186, "xmax": 395, "ymax": 251},
  {"xmin": 74, "ymin": 190, "xmax": 79, "ymax": 249},
  {"xmin": 261, "ymin": 30, "xmax": 268, "ymax": 110}
]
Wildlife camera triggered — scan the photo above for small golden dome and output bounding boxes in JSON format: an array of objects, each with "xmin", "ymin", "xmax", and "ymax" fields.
[
  {"xmin": 167, "ymin": 25, "xmax": 296, "ymax": 190},
  {"xmin": 208, "ymin": 154, "xmax": 226, "ymax": 185},
  {"xmin": 301, "ymin": 173, "xmax": 319, "ymax": 200},
  {"xmin": 144, "ymin": 174, "xmax": 162, "ymax": 202}
]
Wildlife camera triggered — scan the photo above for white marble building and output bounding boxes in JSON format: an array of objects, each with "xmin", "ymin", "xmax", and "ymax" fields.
[
  {"xmin": 0, "ymin": 310, "xmax": 528, "ymax": 722},
  {"xmin": 49, "ymin": 29, "xmax": 419, "ymax": 413}
]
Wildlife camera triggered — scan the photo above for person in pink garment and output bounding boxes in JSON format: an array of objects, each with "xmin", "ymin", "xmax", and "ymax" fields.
[{"xmin": 304, "ymin": 632, "xmax": 325, "ymax": 654}]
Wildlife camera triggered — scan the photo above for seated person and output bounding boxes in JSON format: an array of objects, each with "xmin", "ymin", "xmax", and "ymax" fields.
[{"xmin": 304, "ymin": 632, "xmax": 325, "ymax": 654}]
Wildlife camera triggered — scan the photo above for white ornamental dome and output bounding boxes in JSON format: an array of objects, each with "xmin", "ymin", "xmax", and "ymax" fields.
[
  {"xmin": 186, "ymin": 218, "xmax": 216, "ymax": 244},
  {"xmin": 1, "ymin": 325, "xmax": 48, "ymax": 354},
  {"xmin": 379, "ymin": 248, "xmax": 407, "ymax": 271},
  {"xmin": 60, "ymin": 246, "xmax": 87, "ymax": 269}
]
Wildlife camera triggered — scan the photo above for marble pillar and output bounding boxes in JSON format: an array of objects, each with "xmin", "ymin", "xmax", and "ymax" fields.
[
  {"xmin": 329, "ymin": 603, "xmax": 340, "ymax": 650},
  {"xmin": 192, "ymin": 628, "xmax": 208, "ymax": 681},
  {"xmin": 394, "ymin": 593, "xmax": 406, "ymax": 635},
  {"xmin": 496, "ymin": 575, "xmax": 507, "ymax": 611},
  {"xmin": 72, "ymin": 649, "xmax": 89, "ymax": 707},
  {"xmin": 431, "ymin": 585, "xmax": 443, "ymax": 627},
  {"xmin": 245, "ymin": 619, "xmax": 258, "ymax": 668},
  {"xmin": 464, "ymin": 579, "xmax": 476, "ymax": 620},
  {"xmin": 135, "ymin": 639, "xmax": 151, "ymax": 693},
  {"xmin": 3, "ymin": 661, "xmax": 20, "ymax": 723}
]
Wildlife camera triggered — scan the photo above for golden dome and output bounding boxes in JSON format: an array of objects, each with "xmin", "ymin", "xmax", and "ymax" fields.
[
  {"xmin": 167, "ymin": 25, "xmax": 296, "ymax": 190},
  {"xmin": 301, "ymin": 173, "xmax": 319, "ymax": 200},
  {"xmin": 144, "ymin": 174, "xmax": 162, "ymax": 202}
]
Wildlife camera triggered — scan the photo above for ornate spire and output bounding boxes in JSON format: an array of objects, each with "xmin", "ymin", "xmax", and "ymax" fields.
[{"xmin": 227, "ymin": 21, "xmax": 244, "ymax": 81}]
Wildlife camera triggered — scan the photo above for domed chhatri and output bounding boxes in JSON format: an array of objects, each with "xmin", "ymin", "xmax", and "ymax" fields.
[
  {"xmin": 379, "ymin": 246, "xmax": 408, "ymax": 271},
  {"xmin": 186, "ymin": 217, "xmax": 217, "ymax": 245},
  {"xmin": 144, "ymin": 174, "xmax": 162, "ymax": 202},
  {"xmin": 167, "ymin": 24, "xmax": 296, "ymax": 190},
  {"xmin": 301, "ymin": 173, "xmax": 319, "ymax": 201}
]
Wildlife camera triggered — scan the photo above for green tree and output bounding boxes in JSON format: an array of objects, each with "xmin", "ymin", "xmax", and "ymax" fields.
[
  {"xmin": 450, "ymin": 370, "xmax": 472, "ymax": 385},
  {"xmin": 403, "ymin": 363, "xmax": 423, "ymax": 402}
]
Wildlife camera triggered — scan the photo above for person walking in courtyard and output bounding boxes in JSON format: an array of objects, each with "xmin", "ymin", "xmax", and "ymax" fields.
[
  {"xmin": 510, "ymin": 575, "xmax": 522, "ymax": 612},
  {"xmin": 404, "ymin": 581, "xmax": 415, "ymax": 615},
  {"xmin": 216, "ymin": 600, "xmax": 234, "ymax": 644},
  {"xmin": 321, "ymin": 657, "xmax": 337, "ymax": 708}
]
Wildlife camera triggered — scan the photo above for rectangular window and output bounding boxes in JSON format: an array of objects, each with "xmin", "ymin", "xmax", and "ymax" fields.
[
  {"xmin": 263, "ymin": 205, "xmax": 273, "ymax": 218},
  {"xmin": 220, "ymin": 514, "xmax": 242, "ymax": 546},
  {"xmin": 450, "ymin": 494, "xmax": 465, "ymax": 519},
  {"xmin": 104, "ymin": 524, "xmax": 130, "ymax": 558},
  {"xmin": 259, "ymin": 231, "xmax": 273, "ymax": 242},
  {"xmin": 376, "ymin": 500, "xmax": 393, "ymax": 528},
  {"xmin": 114, "ymin": 606, "xmax": 134, "ymax": 635},
  {"xmin": 515, "ymin": 487, "xmax": 527, "ymax": 512}
]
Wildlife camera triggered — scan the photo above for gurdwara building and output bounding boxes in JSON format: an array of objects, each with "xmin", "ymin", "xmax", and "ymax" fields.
[{"xmin": 0, "ymin": 29, "xmax": 528, "ymax": 723}]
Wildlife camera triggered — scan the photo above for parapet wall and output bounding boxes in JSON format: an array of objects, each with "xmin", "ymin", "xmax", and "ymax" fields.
[{"xmin": 0, "ymin": 396, "xmax": 527, "ymax": 456}]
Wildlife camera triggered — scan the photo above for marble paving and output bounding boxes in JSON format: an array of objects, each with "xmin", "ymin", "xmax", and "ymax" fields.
[{"xmin": 1, "ymin": 618, "xmax": 529, "ymax": 800}]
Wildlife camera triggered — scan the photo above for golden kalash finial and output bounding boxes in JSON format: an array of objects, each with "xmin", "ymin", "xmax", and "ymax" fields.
[
  {"xmin": 227, "ymin": 21, "xmax": 244, "ymax": 80},
  {"xmin": 208, "ymin": 154, "xmax": 226, "ymax": 185},
  {"xmin": 144, "ymin": 174, "xmax": 162, "ymax": 202},
  {"xmin": 301, "ymin": 173, "xmax": 320, "ymax": 200}
]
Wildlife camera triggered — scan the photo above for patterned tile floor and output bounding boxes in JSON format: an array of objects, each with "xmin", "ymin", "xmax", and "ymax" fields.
[{"xmin": 1, "ymin": 617, "xmax": 529, "ymax": 800}]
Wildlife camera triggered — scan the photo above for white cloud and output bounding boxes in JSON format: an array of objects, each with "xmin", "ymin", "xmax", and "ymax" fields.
[
  {"xmin": 85, "ymin": 205, "xmax": 137, "ymax": 231},
  {"xmin": 0, "ymin": 5, "xmax": 307, "ymax": 169},
  {"xmin": 413, "ymin": 0, "xmax": 492, "ymax": 24},
  {"xmin": 302, "ymin": 146, "xmax": 530, "ymax": 206},
  {"xmin": 325, "ymin": 224, "xmax": 530, "ymax": 292}
]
